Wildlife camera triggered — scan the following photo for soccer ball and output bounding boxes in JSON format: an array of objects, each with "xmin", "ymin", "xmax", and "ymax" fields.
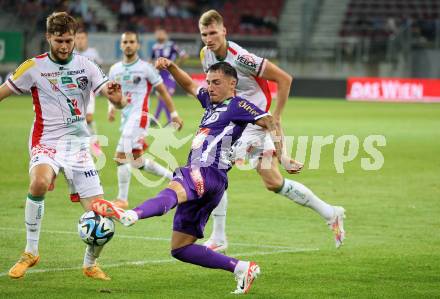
[{"xmin": 78, "ymin": 211, "xmax": 115, "ymax": 246}]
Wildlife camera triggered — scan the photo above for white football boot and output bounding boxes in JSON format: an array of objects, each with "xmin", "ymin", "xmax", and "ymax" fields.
[{"xmin": 232, "ymin": 261, "xmax": 260, "ymax": 295}]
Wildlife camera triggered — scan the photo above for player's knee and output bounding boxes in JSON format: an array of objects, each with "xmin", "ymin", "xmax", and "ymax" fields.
[
  {"xmin": 261, "ymin": 176, "xmax": 283, "ymax": 192},
  {"xmin": 170, "ymin": 246, "xmax": 186, "ymax": 261},
  {"xmin": 29, "ymin": 177, "xmax": 51, "ymax": 195},
  {"xmin": 86, "ymin": 114, "xmax": 93, "ymax": 124}
]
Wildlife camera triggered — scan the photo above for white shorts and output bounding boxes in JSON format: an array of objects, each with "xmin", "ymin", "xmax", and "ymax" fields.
[
  {"xmin": 116, "ymin": 115, "xmax": 148, "ymax": 154},
  {"xmin": 86, "ymin": 92, "xmax": 96, "ymax": 115},
  {"xmin": 29, "ymin": 142, "xmax": 103, "ymax": 199},
  {"xmin": 231, "ymin": 123, "xmax": 276, "ymax": 168}
]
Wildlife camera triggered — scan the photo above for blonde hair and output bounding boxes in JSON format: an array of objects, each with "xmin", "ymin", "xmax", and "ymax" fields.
[
  {"xmin": 199, "ymin": 9, "xmax": 224, "ymax": 27},
  {"xmin": 46, "ymin": 12, "xmax": 78, "ymax": 35}
]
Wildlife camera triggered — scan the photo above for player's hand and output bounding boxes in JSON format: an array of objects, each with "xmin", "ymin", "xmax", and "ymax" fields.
[
  {"xmin": 170, "ymin": 116, "xmax": 183, "ymax": 131},
  {"xmin": 155, "ymin": 57, "xmax": 172, "ymax": 70},
  {"xmin": 281, "ymin": 156, "xmax": 303, "ymax": 174},
  {"xmin": 107, "ymin": 82, "xmax": 126, "ymax": 109}
]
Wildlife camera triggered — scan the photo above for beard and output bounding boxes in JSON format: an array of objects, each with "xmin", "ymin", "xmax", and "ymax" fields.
[{"xmin": 49, "ymin": 44, "xmax": 73, "ymax": 63}]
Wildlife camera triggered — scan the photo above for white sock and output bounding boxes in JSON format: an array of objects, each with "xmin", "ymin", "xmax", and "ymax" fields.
[
  {"xmin": 234, "ymin": 261, "xmax": 249, "ymax": 276},
  {"xmin": 25, "ymin": 196, "xmax": 45, "ymax": 256},
  {"xmin": 278, "ymin": 179, "xmax": 334, "ymax": 220},
  {"xmin": 142, "ymin": 158, "xmax": 173, "ymax": 179},
  {"xmin": 83, "ymin": 244, "xmax": 104, "ymax": 267},
  {"xmin": 117, "ymin": 163, "xmax": 132, "ymax": 200},
  {"xmin": 210, "ymin": 192, "xmax": 228, "ymax": 242}
]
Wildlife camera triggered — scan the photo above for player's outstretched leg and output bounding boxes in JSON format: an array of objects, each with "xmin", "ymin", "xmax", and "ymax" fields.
[
  {"xmin": 258, "ymin": 157, "xmax": 346, "ymax": 248},
  {"xmin": 141, "ymin": 158, "xmax": 173, "ymax": 179},
  {"xmin": 276, "ymin": 178, "xmax": 346, "ymax": 248},
  {"xmin": 92, "ymin": 188, "xmax": 178, "ymax": 226},
  {"xmin": 204, "ymin": 192, "xmax": 228, "ymax": 252}
]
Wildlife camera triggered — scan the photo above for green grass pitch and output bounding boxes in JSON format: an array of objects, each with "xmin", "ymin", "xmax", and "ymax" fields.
[{"xmin": 0, "ymin": 96, "xmax": 439, "ymax": 298}]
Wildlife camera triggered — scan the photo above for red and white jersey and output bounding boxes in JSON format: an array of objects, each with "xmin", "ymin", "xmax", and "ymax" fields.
[
  {"xmin": 6, "ymin": 53, "xmax": 108, "ymax": 148},
  {"xmin": 109, "ymin": 58, "xmax": 163, "ymax": 129},
  {"xmin": 200, "ymin": 41, "xmax": 271, "ymax": 111},
  {"xmin": 74, "ymin": 47, "xmax": 103, "ymax": 65}
]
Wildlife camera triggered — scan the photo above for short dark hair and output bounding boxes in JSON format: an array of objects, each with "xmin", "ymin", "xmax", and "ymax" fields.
[
  {"xmin": 46, "ymin": 12, "xmax": 78, "ymax": 35},
  {"xmin": 207, "ymin": 62, "xmax": 238, "ymax": 83},
  {"xmin": 122, "ymin": 31, "xmax": 139, "ymax": 42}
]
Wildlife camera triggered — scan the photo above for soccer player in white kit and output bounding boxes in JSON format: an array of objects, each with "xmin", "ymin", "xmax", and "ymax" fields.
[
  {"xmin": 198, "ymin": 10, "xmax": 346, "ymax": 251},
  {"xmin": 108, "ymin": 32, "xmax": 183, "ymax": 209},
  {"xmin": 0, "ymin": 12, "xmax": 126, "ymax": 280},
  {"xmin": 74, "ymin": 29, "xmax": 104, "ymax": 156}
]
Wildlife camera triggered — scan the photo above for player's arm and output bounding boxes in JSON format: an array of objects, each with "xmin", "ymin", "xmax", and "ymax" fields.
[
  {"xmin": 260, "ymin": 60, "xmax": 293, "ymax": 126},
  {"xmin": 155, "ymin": 82, "xmax": 183, "ymax": 130},
  {"xmin": 0, "ymin": 83, "xmax": 14, "ymax": 102},
  {"xmin": 155, "ymin": 57, "xmax": 198, "ymax": 97},
  {"xmin": 100, "ymin": 82, "xmax": 126, "ymax": 109},
  {"xmin": 255, "ymin": 115, "xmax": 303, "ymax": 174}
]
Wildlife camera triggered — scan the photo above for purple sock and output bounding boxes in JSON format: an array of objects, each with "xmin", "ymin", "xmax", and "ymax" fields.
[
  {"xmin": 133, "ymin": 188, "xmax": 178, "ymax": 219},
  {"xmin": 171, "ymin": 244, "xmax": 238, "ymax": 273}
]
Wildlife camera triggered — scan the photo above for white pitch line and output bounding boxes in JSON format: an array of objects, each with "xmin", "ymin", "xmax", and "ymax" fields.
[
  {"xmin": 0, "ymin": 227, "xmax": 297, "ymax": 249},
  {"xmin": 0, "ymin": 247, "xmax": 318, "ymax": 277}
]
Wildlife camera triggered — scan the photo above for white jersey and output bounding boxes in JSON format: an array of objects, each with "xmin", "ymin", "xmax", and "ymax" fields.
[
  {"xmin": 74, "ymin": 47, "xmax": 103, "ymax": 65},
  {"xmin": 6, "ymin": 53, "xmax": 108, "ymax": 149},
  {"xmin": 109, "ymin": 58, "xmax": 163, "ymax": 129},
  {"xmin": 200, "ymin": 41, "xmax": 271, "ymax": 111}
]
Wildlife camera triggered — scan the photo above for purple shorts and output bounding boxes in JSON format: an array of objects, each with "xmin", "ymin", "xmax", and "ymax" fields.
[
  {"xmin": 160, "ymin": 70, "xmax": 176, "ymax": 94},
  {"xmin": 172, "ymin": 166, "xmax": 227, "ymax": 239}
]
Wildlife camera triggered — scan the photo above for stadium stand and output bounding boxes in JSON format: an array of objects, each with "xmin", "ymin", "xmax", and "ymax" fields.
[
  {"xmin": 101, "ymin": 0, "xmax": 283, "ymax": 35},
  {"xmin": 340, "ymin": 0, "xmax": 440, "ymax": 42}
]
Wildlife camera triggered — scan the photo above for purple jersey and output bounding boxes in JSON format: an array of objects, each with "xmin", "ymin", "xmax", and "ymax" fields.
[
  {"xmin": 187, "ymin": 87, "xmax": 268, "ymax": 172},
  {"xmin": 151, "ymin": 41, "xmax": 186, "ymax": 83}
]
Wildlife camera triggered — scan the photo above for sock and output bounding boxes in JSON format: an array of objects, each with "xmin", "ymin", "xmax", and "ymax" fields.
[
  {"xmin": 210, "ymin": 192, "xmax": 227, "ymax": 242},
  {"xmin": 117, "ymin": 163, "xmax": 132, "ymax": 200},
  {"xmin": 171, "ymin": 244, "xmax": 238, "ymax": 272},
  {"xmin": 234, "ymin": 261, "xmax": 250, "ymax": 276},
  {"xmin": 25, "ymin": 194, "xmax": 45, "ymax": 256},
  {"xmin": 141, "ymin": 158, "xmax": 173, "ymax": 179},
  {"xmin": 83, "ymin": 244, "xmax": 104, "ymax": 267},
  {"xmin": 277, "ymin": 179, "xmax": 334, "ymax": 220},
  {"xmin": 133, "ymin": 188, "xmax": 178, "ymax": 219}
]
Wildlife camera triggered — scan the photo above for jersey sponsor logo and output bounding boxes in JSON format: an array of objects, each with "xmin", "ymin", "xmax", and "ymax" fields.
[
  {"xmin": 133, "ymin": 76, "xmax": 141, "ymax": 84},
  {"xmin": 84, "ymin": 169, "xmax": 98, "ymax": 178},
  {"xmin": 202, "ymin": 112, "xmax": 220, "ymax": 126},
  {"xmin": 41, "ymin": 71, "xmax": 63, "ymax": 77},
  {"xmin": 31, "ymin": 144, "xmax": 57, "ymax": 158},
  {"xmin": 61, "ymin": 76, "xmax": 73, "ymax": 84},
  {"xmin": 236, "ymin": 54, "xmax": 257, "ymax": 71},
  {"xmin": 49, "ymin": 79, "xmax": 59, "ymax": 91},
  {"xmin": 12, "ymin": 59, "xmax": 35, "ymax": 80},
  {"xmin": 76, "ymin": 76, "xmax": 89, "ymax": 90},
  {"xmin": 238, "ymin": 100, "xmax": 261, "ymax": 116},
  {"xmin": 66, "ymin": 83, "xmax": 77, "ymax": 89},
  {"xmin": 66, "ymin": 69, "xmax": 85, "ymax": 76}
]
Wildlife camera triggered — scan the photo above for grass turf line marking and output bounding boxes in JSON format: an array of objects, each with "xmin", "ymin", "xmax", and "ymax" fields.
[
  {"xmin": 0, "ymin": 247, "xmax": 319, "ymax": 277},
  {"xmin": 0, "ymin": 227, "xmax": 296, "ymax": 249}
]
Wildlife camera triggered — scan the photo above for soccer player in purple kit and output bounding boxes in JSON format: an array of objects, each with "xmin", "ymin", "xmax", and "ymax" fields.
[
  {"xmin": 91, "ymin": 59, "xmax": 297, "ymax": 294},
  {"xmin": 150, "ymin": 27, "xmax": 188, "ymax": 126}
]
